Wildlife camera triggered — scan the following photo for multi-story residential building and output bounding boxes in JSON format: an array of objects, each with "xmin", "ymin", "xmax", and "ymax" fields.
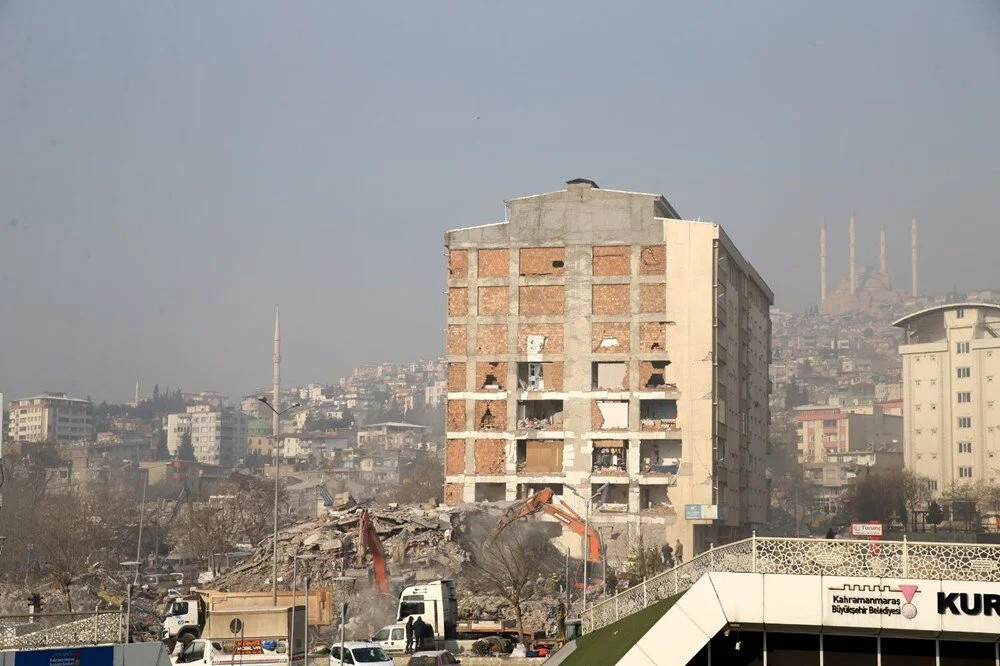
[
  {"xmin": 166, "ymin": 405, "xmax": 248, "ymax": 467},
  {"xmin": 443, "ymin": 179, "xmax": 773, "ymax": 555},
  {"xmin": 804, "ymin": 448, "xmax": 904, "ymax": 514},
  {"xmin": 894, "ymin": 303, "xmax": 1000, "ymax": 491},
  {"xmin": 425, "ymin": 380, "xmax": 448, "ymax": 407},
  {"xmin": 357, "ymin": 422, "xmax": 429, "ymax": 450},
  {"xmin": 7, "ymin": 392, "xmax": 94, "ymax": 443},
  {"xmin": 794, "ymin": 404, "xmax": 902, "ymax": 463}
]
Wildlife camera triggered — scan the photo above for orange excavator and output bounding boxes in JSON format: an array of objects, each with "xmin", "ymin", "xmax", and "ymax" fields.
[
  {"xmin": 491, "ymin": 487, "xmax": 603, "ymax": 569},
  {"xmin": 358, "ymin": 508, "xmax": 389, "ymax": 595}
]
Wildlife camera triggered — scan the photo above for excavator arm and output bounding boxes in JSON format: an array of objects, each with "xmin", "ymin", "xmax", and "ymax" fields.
[
  {"xmin": 491, "ymin": 488, "xmax": 602, "ymax": 563},
  {"xmin": 358, "ymin": 509, "xmax": 389, "ymax": 595}
]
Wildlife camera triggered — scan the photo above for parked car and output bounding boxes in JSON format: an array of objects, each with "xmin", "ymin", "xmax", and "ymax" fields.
[
  {"xmin": 329, "ymin": 641, "xmax": 393, "ymax": 666},
  {"xmin": 406, "ymin": 651, "xmax": 461, "ymax": 666},
  {"xmin": 370, "ymin": 623, "xmax": 407, "ymax": 654}
]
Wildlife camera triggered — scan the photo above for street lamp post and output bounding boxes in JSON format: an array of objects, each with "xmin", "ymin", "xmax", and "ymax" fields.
[
  {"xmin": 568, "ymin": 483, "xmax": 607, "ymax": 612},
  {"xmin": 257, "ymin": 397, "xmax": 300, "ymax": 605}
]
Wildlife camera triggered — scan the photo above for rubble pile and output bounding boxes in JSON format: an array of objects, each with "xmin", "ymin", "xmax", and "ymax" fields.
[{"xmin": 212, "ymin": 498, "xmax": 488, "ymax": 592}]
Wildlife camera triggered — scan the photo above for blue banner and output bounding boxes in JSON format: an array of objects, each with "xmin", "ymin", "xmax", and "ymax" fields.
[{"xmin": 15, "ymin": 646, "xmax": 114, "ymax": 666}]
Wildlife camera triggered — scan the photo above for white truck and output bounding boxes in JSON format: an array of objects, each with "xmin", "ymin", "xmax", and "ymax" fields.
[
  {"xmin": 173, "ymin": 638, "xmax": 305, "ymax": 666},
  {"xmin": 163, "ymin": 589, "xmax": 332, "ymax": 643},
  {"xmin": 372, "ymin": 580, "xmax": 540, "ymax": 655}
]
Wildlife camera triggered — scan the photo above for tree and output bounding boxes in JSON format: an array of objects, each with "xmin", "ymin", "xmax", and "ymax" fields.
[
  {"xmin": 927, "ymin": 501, "xmax": 944, "ymax": 529},
  {"xmin": 35, "ymin": 494, "xmax": 99, "ymax": 612},
  {"xmin": 172, "ymin": 502, "xmax": 235, "ymax": 574},
  {"xmin": 176, "ymin": 432, "xmax": 195, "ymax": 461},
  {"xmin": 390, "ymin": 452, "xmax": 444, "ymax": 505},
  {"xmin": 223, "ymin": 473, "xmax": 280, "ymax": 546},
  {"xmin": 468, "ymin": 522, "xmax": 559, "ymax": 645},
  {"xmin": 154, "ymin": 430, "xmax": 169, "ymax": 460}
]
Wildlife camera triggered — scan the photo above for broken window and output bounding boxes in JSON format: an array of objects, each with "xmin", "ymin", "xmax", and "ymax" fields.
[
  {"xmin": 477, "ymin": 361, "xmax": 506, "ymax": 390},
  {"xmin": 593, "ymin": 362, "xmax": 627, "ymax": 390},
  {"xmin": 595, "ymin": 483, "xmax": 629, "ymax": 512},
  {"xmin": 640, "ymin": 400, "xmax": 678, "ymax": 430},
  {"xmin": 640, "ymin": 440, "xmax": 681, "ymax": 475},
  {"xmin": 640, "ymin": 485, "xmax": 673, "ymax": 514},
  {"xmin": 519, "ymin": 362, "xmax": 545, "ymax": 390},
  {"xmin": 516, "ymin": 400, "xmax": 564, "ymax": 430},
  {"xmin": 641, "ymin": 360, "xmax": 672, "ymax": 389},
  {"xmin": 594, "ymin": 400, "xmax": 628, "ymax": 430},
  {"xmin": 479, "ymin": 405, "xmax": 498, "ymax": 430},
  {"xmin": 474, "ymin": 483, "xmax": 506, "ymax": 502},
  {"xmin": 592, "ymin": 440, "xmax": 627, "ymax": 474},
  {"xmin": 517, "ymin": 440, "xmax": 564, "ymax": 474}
]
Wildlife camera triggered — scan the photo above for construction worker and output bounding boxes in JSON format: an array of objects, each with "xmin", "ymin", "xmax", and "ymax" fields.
[
  {"xmin": 412, "ymin": 616, "xmax": 427, "ymax": 651},
  {"xmin": 674, "ymin": 539, "xmax": 684, "ymax": 564},
  {"xmin": 405, "ymin": 616, "xmax": 414, "ymax": 653}
]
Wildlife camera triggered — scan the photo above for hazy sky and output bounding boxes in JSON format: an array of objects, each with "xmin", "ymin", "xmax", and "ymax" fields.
[{"xmin": 1, "ymin": 1, "xmax": 998, "ymax": 403}]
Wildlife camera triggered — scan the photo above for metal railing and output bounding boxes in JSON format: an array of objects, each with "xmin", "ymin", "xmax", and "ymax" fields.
[
  {"xmin": 580, "ymin": 534, "xmax": 1000, "ymax": 634},
  {"xmin": 0, "ymin": 610, "xmax": 125, "ymax": 650}
]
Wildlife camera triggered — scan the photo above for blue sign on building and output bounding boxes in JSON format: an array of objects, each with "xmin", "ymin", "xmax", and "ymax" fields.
[
  {"xmin": 684, "ymin": 504, "xmax": 702, "ymax": 520},
  {"xmin": 15, "ymin": 646, "xmax": 114, "ymax": 666}
]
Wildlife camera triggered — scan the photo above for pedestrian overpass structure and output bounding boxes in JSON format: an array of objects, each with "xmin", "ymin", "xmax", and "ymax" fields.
[{"xmin": 572, "ymin": 535, "xmax": 1000, "ymax": 665}]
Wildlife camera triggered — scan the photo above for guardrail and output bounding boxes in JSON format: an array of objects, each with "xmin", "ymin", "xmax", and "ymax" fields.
[
  {"xmin": 580, "ymin": 534, "xmax": 1000, "ymax": 634},
  {"xmin": 0, "ymin": 610, "xmax": 125, "ymax": 650}
]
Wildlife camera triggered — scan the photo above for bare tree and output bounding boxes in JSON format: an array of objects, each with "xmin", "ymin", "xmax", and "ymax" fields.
[
  {"xmin": 171, "ymin": 502, "xmax": 236, "ymax": 575},
  {"xmin": 468, "ymin": 523, "xmax": 557, "ymax": 645},
  {"xmin": 223, "ymin": 473, "xmax": 279, "ymax": 546},
  {"xmin": 35, "ymin": 494, "xmax": 98, "ymax": 612}
]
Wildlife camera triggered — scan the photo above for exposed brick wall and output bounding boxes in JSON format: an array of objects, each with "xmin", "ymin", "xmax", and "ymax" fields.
[
  {"xmin": 478, "ymin": 249, "xmax": 509, "ymax": 277},
  {"xmin": 446, "ymin": 400, "xmax": 466, "ymax": 431},
  {"xmin": 519, "ymin": 247, "xmax": 566, "ymax": 276},
  {"xmin": 640, "ymin": 245, "xmax": 666, "ymax": 275},
  {"xmin": 592, "ymin": 284, "xmax": 630, "ymax": 314},
  {"xmin": 519, "ymin": 285, "xmax": 565, "ymax": 315},
  {"xmin": 593, "ymin": 246, "xmax": 630, "ymax": 276},
  {"xmin": 476, "ymin": 324, "xmax": 508, "ymax": 354},
  {"xmin": 445, "ymin": 439, "xmax": 466, "ymax": 474},
  {"xmin": 447, "ymin": 363, "xmax": 467, "ymax": 391},
  {"xmin": 518, "ymin": 324, "xmax": 564, "ymax": 354},
  {"xmin": 476, "ymin": 362, "xmax": 507, "ymax": 390},
  {"xmin": 478, "ymin": 286, "xmax": 509, "ymax": 315},
  {"xmin": 593, "ymin": 322, "xmax": 630, "ymax": 353},
  {"xmin": 448, "ymin": 288, "xmax": 467, "ymax": 316},
  {"xmin": 639, "ymin": 322, "xmax": 667, "ymax": 352},
  {"xmin": 544, "ymin": 362, "xmax": 564, "ymax": 391},
  {"xmin": 447, "ymin": 325, "xmax": 467, "ymax": 355},
  {"xmin": 444, "ymin": 483, "xmax": 464, "ymax": 504},
  {"xmin": 639, "ymin": 283, "xmax": 666, "ymax": 313},
  {"xmin": 449, "ymin": 250, "xmax": 468, "ymax": 278},
  {"xmin": 475, "ymin": 400, "xmax": 507, "ymax": 430},
  {"xmin": 474, "ymin": 439, "xmax": 507, "ymax": 474}
]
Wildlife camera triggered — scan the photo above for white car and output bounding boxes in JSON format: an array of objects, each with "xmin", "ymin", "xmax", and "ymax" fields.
[
  {"xmin": 329, "ymin": 641, "xmax": 393, "ymax": 666},
  {"xmin": 370, "ymin": 624, "xmax": 408, "ymax": 654}
]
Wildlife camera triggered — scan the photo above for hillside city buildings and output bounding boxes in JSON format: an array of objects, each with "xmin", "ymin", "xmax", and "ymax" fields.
[
  {"xmin": 7, "ymin": 392, "xmax": 94, "ymax": 443},
  {"xmin": 443, "ymin": 179, "xmax": 773, "ymax": 556},
  {"xmin": 895, "ymin": 303, "xmax": 1000, "ymax": 491}
]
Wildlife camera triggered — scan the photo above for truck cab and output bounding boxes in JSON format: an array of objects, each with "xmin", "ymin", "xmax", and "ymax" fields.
[
  {"xmin": 163, "ymin": 596, "xmax": 207, "ymax": 642},
  {"xmin": 396, "ymin": 580, "xmax": 457, "ymax": 641}
]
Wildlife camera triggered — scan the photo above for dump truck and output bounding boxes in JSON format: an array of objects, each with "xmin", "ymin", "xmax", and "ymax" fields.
[
  {"xmin": 171, "ymin": 606, "xmax": 306, "ymax": 666},
  {"xmin": 162, "ymin": 588, "xmax": 332, "ymax": 643}
]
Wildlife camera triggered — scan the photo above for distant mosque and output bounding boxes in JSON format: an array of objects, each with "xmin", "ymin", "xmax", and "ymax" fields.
[{"xmin": 819, "ymin": 217, "xmax": 918, "ymax": 316}]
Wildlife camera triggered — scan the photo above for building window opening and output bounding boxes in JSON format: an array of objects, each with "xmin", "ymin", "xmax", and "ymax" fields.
[
  {"xmin": 516, "ymin": 400, "xmax": 564, "ymax": 430},
  {"xmin": 516, "ymin": 439, "xmax": 564, "ymax": 474},
  {"xmin": 592, "ymin": 441, "xmax": 627, "ymax": 474},
  {"xmin": 640, "ymin": 400, "xmax": 678, "ymax": 430},
  {"xmin": 474, "ymin": 483, "xmax": 506, "ymax": 502},
  {"xmin": 595, "ymin": 483, "xmax": 629, "ymax": 512},
  {"xmin": 640, "ymin": 440, "xmax": 681, "ymax": 474},
  {"xmin": 592, "ymin": 362, "xmax": 628, "ymax": 390},
  {"xmin": 639, "ymin": 485, "xmax": 672, "ymax": 514}
]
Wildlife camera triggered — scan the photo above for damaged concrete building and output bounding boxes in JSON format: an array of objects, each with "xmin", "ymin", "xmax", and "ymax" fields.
[{"xmin": 443, "ymin": 179, "xmax": 773, "ymax": 557}]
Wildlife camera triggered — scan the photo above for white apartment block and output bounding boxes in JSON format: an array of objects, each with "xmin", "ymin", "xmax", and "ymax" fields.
[
  {"xmin": 166, "ymin": 405, "xmax": 248, "ymax": 467},
  {"xmin": 443, "ymin": 179, "xmax": 773, "ymax": 557},
  {"xmin": 895, "ymin": 303, "xmax": 1000, "ymax": 492},
  {"xmin": 7, "ymin": 392, "xmax": 94, "ymax": 443}
]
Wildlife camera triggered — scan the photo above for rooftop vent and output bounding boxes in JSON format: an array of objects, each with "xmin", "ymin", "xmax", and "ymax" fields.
[{"xmin": 566, "ymin": 178, "xmax": 598, "ymax": 190}]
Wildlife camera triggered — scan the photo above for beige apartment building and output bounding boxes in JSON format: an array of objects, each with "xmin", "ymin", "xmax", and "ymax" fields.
[
  {"xmin": 794, "ymin": 404, "xmax": 902, "ymax": 463},
  {"xmin": 895, "ymin": 303, "xmax": 1000, "ymax": 492},
  {"xmin": 443, "ymin": 179, "xmax": 772, "ymax": 556},
  {"xmin": 7, "ymin": 392, "xmax": 94, "ymax": 443}
]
